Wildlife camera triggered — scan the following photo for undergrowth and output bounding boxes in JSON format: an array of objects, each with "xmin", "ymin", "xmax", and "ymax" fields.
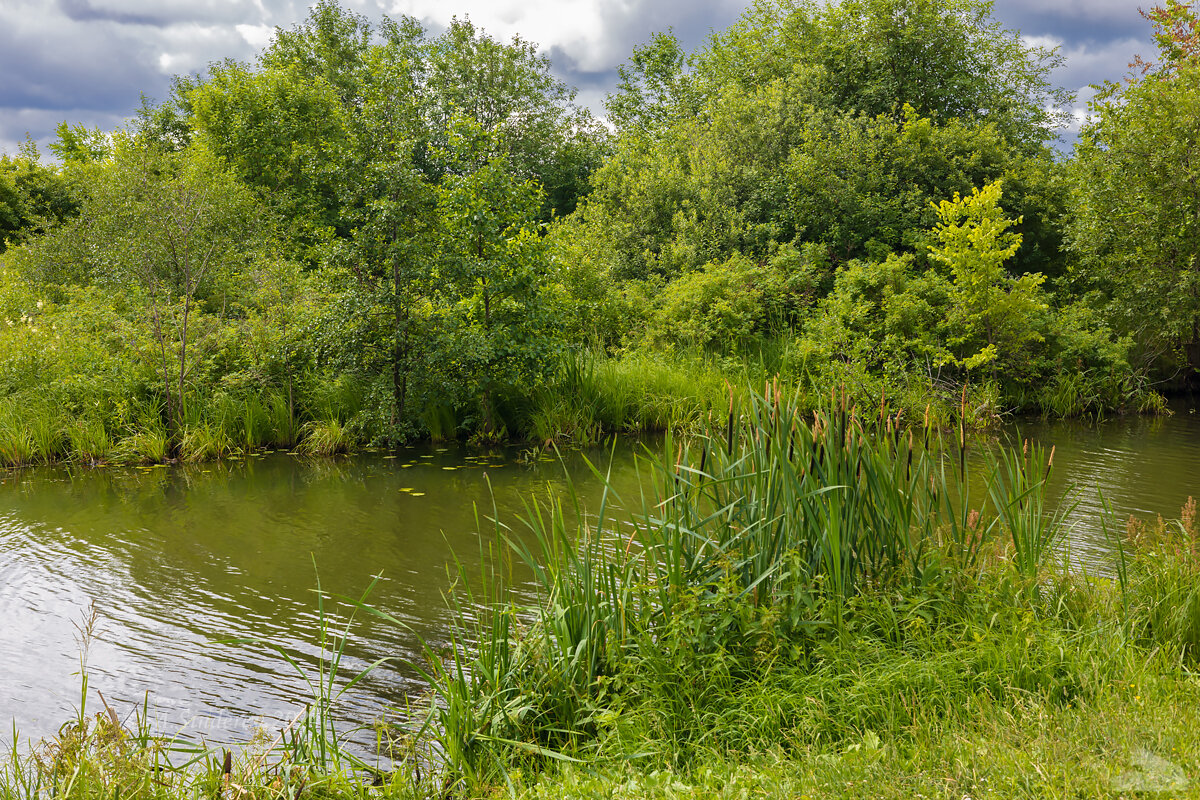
[{"xmin": 5, "ymin": 385, "xmax": 1200, "ymax": 799}]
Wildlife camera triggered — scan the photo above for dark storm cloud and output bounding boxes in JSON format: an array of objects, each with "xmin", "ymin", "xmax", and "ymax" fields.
[
  {"xmin": 995, "ymin": 0, "xmax": 1143, "ymax": 39},
  {"xmin": 0, "ymin": 18, "xmax": 161, "ymax": 111},
  {"xmin": 0, "ymin": 0, "xmax": 270, "ymax": 152},
  {"xmin": 0, "ymin": 0, "xmax": 1163, "ymax": 155},
  {"xmin": 58, "ymin": 0, "xmax": 174, "ymax": 27},
  {"xmin": 993, "ymin": 0, "xmax": 1152, "ymax": 83}
]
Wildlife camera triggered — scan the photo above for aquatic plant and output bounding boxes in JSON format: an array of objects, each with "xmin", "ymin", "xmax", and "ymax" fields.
[
  {"xmin": 298, "ymin": 418, "xmax": 353, "ymax": 457},
  {"xmin": 67, "ymin": 417, "xmax": 113, "ymax": 465},
  {"xmin": 388, "ymin": 382, "xmax": 1083, "ymax": 789}
]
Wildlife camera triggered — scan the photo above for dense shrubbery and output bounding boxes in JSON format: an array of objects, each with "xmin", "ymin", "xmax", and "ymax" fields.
[{"xmin": 0, "ymin": 0, "xmax": 1195, "ymax": 462}]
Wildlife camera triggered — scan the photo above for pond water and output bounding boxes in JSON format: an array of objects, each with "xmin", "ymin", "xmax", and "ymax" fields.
[{"xmin": 3, "ymin": 407, "xmax": 1200, "ymax": 752}]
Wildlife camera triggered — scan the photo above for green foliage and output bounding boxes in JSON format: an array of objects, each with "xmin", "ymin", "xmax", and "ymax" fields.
[
  {"xmin": 793, "ymin": 182, "xmax": 1144, "ymax": 414},
  {"xmin": 696, "ymin": 0, "xmax": 1069, "ymax": 148},
  {"xmin": 1068, "ymin": 23, "xmax": 1200, "ymax": 374},
  {"xmin": 11, "ymin": 137, "xmax": 267, "ymax": 433},
  {"xmin": 927, "ymin": 181, "xmax": 1048, "ymax": 376},
  {"xmin": 606, "ymin": 31, "xmax": 698, "ymax": 135},
  {"xmin": 421, "ymin": 17, "xmax": 610, "ymax": 218},
  {"xmin": 399, "ymin": 385, "xmax": 1131, "ymax": 790},
  {"xmin": 1125, "ymin": 502, "xmax": 1200, "ymax": 665},
  {"xmin": 645, "ymin": 249, "xmax": 823, "ymax": 352},
  {"xmin": 190, "ymin": 60, "xmax": 350, "ymax": 254},
  {"xmin": 0, "ymin": 147, "xmax": 77, "ymax": 253},
  {"xmin": 575, "ymin": 25, "xmax": 1067, "ymax": 288},
  {"xmin": 433, "ymin": 119, "xmax": 565, "ymax": 436},
  {"xmin": 0, "ymin": 0, "xmax": 1168, "ymax": 461},
  {"xmin": 48, "ymin": 123, "xmax": 110, "ymax": 165}
]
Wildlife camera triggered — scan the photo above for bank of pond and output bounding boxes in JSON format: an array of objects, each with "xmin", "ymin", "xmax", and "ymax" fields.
[{"xmin": 3, "ymin": 388, "xmax": 1200, "ymax": 799}]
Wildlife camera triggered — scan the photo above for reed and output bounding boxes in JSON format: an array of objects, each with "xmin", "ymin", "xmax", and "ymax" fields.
[
  {"xmin": 0, "ymin": 407, "xmax": 35, "ymax": 467},
  {"xmin": 265, "ymin": 389, "xmax": 298, "ymax": 448},
  {"xmin": 67, "ymin": 417, "xmax": 113, "ymax": 465},
  {"xmin": 177, "ymin": 422, "xmax": 235, "ymax": 462},
  {"xmin": 1120, "ymin": 500, "xmax": 1200, "ymax": 665},
  {"xmin": 397, "ymin": 383, "xmax": 1072, "ymax": 787},
  {"xmin": 25, "ymin": 402, "xmax": 66, "ymax": 464},
  {"xmin": 298, "ymin": 418, "xmax": 353, "ymax": 456},
  {"xmin": 987, "ymin": 440, "xmax": 1075, "ymax": 579}
]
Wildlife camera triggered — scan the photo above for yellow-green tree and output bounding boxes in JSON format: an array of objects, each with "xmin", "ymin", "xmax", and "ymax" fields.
[{"xmin": 929, "ymin": 181, "xmax": 1048, "ymax": 381}]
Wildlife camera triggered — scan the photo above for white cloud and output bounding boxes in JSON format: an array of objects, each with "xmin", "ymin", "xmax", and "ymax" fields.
[
  {"xmin": 236, "ymin": 23, "xmax": 276, "ymax": 50},
  {"xmin": 0, "ymin": 0, "xmax": 1165, "ymax": 154}
]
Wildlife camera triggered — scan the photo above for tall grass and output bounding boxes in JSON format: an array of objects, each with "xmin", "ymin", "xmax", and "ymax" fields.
[
  {"xmin": 67, "ymin": 417, "xmax": 113, "ymax": 465},
  {"xmin": 522, "ymin": 349, "xmax": 743, "ymax": 446},
  {"xmin": 112, "ymin": 423, "xmax": 170, "ymax": 465},
  {"xmin": 265, "ymin": 390, "xmax": 299, "ymax": 448},
  {"xmin": 988, "ymin": 440, "xmax": 1075, "ymax": 578},
  {"xmin": 1122, "ymin": 498, "xmax": 1200, "ymax": 665},
  {"xmin": 298, "ymin": 418, "xmax": 353, "ymax": 456},
  {"xmin": 395, "ymin": 383, "xmax": 1075, "ymax": 789},
  {"xmin": 177, "ymin": 421, "xmax": 235, "ymax": 462},
  {"xmin": 0, "ymin": 408, "xmax": 36, "ymax": 467}
]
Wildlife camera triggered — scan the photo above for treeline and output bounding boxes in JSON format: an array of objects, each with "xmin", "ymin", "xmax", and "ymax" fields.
[{"xmin": 0, "ymin": 0, "xmax": 1195, "ymax": 461}]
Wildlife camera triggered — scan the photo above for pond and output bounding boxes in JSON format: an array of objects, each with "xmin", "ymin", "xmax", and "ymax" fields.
[{"xmin": 2, "ymin": 407, "xmax": 1199, "ymax": 751}]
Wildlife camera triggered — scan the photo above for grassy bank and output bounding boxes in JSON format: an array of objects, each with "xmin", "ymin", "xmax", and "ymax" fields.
[
  {"xmin": 0, "ymin": 343, "xmax": 1011, "ymax": 467},
  {"xmin": 5, "ymin": 386, "xmax": 1200, "ymax": 799}
]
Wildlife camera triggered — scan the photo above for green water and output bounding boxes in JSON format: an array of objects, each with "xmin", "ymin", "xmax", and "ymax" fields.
[{"xmin": 2, "ymin": 410, "xmax": 1199, "ymax": 748}]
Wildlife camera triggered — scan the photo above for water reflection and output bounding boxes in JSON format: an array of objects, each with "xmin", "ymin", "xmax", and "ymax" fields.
[
  {"xmin": 0, "ymin": 445, "xmax": 646, "ymax": 749},
  {"xmin": 2, "ymin": 412, "xmax": 1199, "ymax": 749},
  {"xmin": 1006, "ymin": 406, "xmax": 1200, "ymax": 571}
]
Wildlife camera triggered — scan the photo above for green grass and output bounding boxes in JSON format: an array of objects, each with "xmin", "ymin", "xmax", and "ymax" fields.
[
  {"xmin": 112, "ymin": 423, "xmax": 170, "ymax": 465},
  {"xmin": 6, "ymin": 386, "xmax": 1200, "ymax": 800},
  {"xmin": 298, "ymin": 418, "xmax": 353, "ymax": 456},
  {"xmin": 367, "ymin": 382, "xmax": 1162, "ymax": 795}
]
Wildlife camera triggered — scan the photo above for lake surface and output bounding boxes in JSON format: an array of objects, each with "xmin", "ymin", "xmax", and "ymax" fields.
[{"xmin": 3, "ymin": 408, "xmax": 1200, "ymax": 752}]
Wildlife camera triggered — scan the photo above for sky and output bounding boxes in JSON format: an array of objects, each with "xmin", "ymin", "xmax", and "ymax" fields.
[{"xmin": 0, "ymin": 0, "xmax": 1158, "ymax": 158}]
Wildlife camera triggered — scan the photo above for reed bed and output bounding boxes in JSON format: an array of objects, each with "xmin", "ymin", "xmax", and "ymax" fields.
[
  {"xmin": 387, "ymin": 382, "xmax": 1103, "ymax": 793},
  {"xmin": 7, "ymin": 384, "xmax": 1200, "ymax": 800}
]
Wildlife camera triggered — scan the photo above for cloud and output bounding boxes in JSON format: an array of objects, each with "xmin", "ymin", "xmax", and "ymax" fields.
[
  {"xmin": 993, "ymin": 0, "xmax": 1147, "ymax": 41},
  {"xmin": 57, "ymin": 0, "xmax": 274, "ymax": 27},
  {"xmin": 0, "ymin": 0, "xmax": 1161, "ymax": 156}
]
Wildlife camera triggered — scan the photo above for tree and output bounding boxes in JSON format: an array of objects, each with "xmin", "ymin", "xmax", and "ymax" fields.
[
  {"xmin": 47, "ymin": 122, "xmax": 110, "ymax": 165},
  {"xmin": 0, "ymin": 141, "xmax": 77, "ymax": 252},
  {"xmin": 797, "ymin": 180, "xmax": 1073, "ymax": 405},
  {"xmin": 696, "ymin": 0, "xmax": 1069, "ymax": 149},
  {"xmin": 435, "ymin": 119, "xmax": 562, "ymax": 437},
  {"xmin": 1067, "ymin": 2, "xmax": 1200, "ymax": 372},
  {"xmin": 567, "ymin": 0, "xmax": 1068, "ymax": 321},
  {"xmin": 606, "ymin": 31, "xmax": 698, "ymax": 135},
  {"xmin": 325, "ymin": 28, "xmax": 437, "ymax": 437},
  {"xmin": 11, "ymin": 138, "xmax": 266, "ymax": 433},
  {"xmin": 928, "ymin": 180, "xmax": 1048, "ymax": 381},
  {"xmin": 189, "ymin": 59, "xmax": 351, "ymax": 256}
]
